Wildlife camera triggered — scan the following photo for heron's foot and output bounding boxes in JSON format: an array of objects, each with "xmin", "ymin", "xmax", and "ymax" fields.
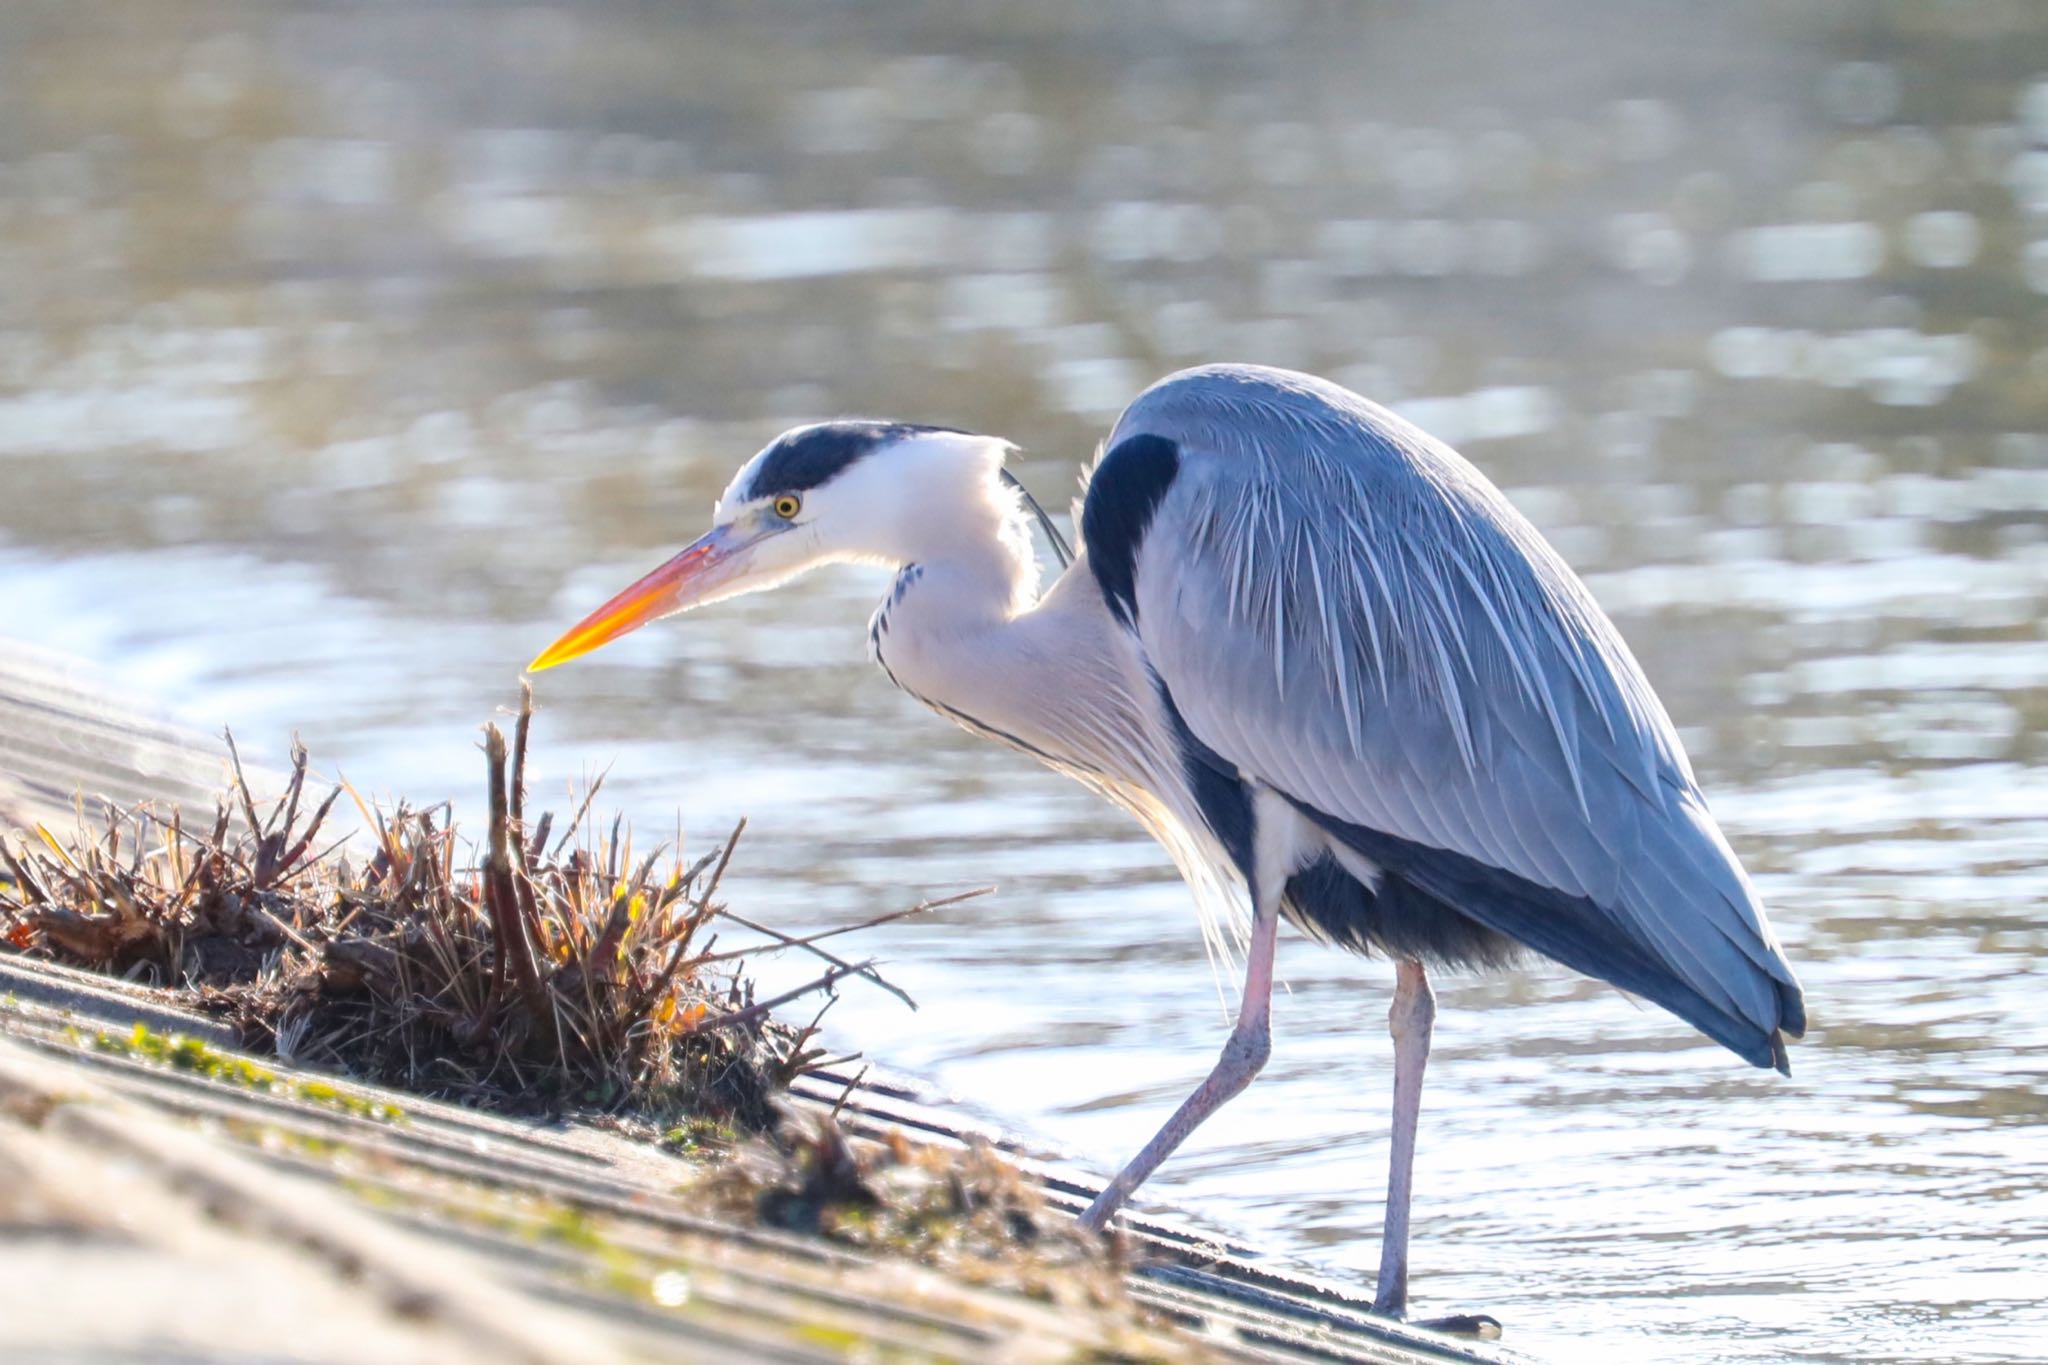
[
  {"xmin": 1372, "ymin": 1288, "xmax": 1505, "ymax": 1339},
  {"xmin": 1412, "ymin": 1314, "xmax": 1504, "ymax": 1340}
]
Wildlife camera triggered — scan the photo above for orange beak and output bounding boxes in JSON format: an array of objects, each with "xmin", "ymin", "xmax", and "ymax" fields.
[{"xmin": 527, "ymin": 524, "xmax": 754, "ymax": 672}]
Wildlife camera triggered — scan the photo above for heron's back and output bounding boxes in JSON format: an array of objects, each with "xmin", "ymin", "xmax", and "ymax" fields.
[{"xmin": 1085, "ymin": 364, "xmax": 1806, "ymax": 1070}]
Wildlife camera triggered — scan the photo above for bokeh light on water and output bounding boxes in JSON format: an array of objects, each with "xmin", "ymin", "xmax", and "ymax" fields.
[{"xmin": 2, "ymin": 5, "xmax": 2045, "ymax": 1361}]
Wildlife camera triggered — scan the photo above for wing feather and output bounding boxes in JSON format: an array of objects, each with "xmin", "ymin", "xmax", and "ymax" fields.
[{"xmin": 1102, "ymin": 365, "xmax": 1803, "ymax": 1061}]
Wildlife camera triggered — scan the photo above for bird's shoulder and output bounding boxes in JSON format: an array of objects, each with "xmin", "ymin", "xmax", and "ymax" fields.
[
  {"xmin": 1080, "ymin": 364, "xmax": 1433, "ymax": 627},
  {"xmin": 1095, "ymin": 364, "xmax": 1695, "ymax": 838},
  {"xmin": 1079, "ymin": 367, "xmax": 1803, "ymax": 1059},
  {"xmin": 1098, "ymin": 363, "xmax": 1430, "ymax": 489}
]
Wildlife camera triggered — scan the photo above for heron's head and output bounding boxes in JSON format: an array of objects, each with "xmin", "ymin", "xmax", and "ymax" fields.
[{"xmin": 529, "ymin": 421, "xmax": 1024, "ymax": 671}]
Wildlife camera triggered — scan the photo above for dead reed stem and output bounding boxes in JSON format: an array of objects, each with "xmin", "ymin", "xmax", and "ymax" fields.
[{"xmin": 0, "ymin": 690, "xmax": 950, "ymax": 1129}]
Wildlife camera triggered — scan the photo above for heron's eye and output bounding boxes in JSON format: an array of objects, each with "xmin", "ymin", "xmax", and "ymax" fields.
[{"xmin": 772, "ymin": 494, "xmax": 802, "ymax": 520}]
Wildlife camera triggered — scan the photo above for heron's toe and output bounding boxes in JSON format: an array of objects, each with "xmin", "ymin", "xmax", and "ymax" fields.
[{"xmin": 1411, "ymin": 1313, "xmax": 1503, "ymax": 1340}]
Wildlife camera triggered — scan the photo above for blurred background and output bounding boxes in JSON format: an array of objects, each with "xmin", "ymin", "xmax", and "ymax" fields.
[{"xmin": 2, "ymin": 3, "xmax": 2045, "ymax": 1361}]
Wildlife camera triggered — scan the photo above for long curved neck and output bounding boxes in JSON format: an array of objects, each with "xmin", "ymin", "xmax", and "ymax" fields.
[
  {"xmin": 909, "ymin": 540, "xmax": 1035, "ymax": 628},
  {"xmin": 872, "ymin": 538, "xmax": 1149, "ymax": 786},
  {"xmin": 869, "ymin": 530, "xmax": 1037, "ymax": 695},
  {"xmin": 865, "ymin": 459, "xmax": 1040, "ymax": 641},
  {"xmin": 825, "ymin": 435, "xmax": 1038, "ymax": 618},
  {"xmin": 868, "ymin": 464, "xmax": 1029, "ymax": 683},
  {"xmin": 855, "ymin": 449, "xmax": 1157, "ymax": 781}
]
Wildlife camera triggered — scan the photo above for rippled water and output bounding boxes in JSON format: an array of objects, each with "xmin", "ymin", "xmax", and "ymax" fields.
[{"xmin": 3, "ymin": 5, "xmax": 2046, "ymax": 1361}]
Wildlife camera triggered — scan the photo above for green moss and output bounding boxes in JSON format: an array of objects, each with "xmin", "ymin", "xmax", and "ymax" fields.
[
  {"xmin": 94, "ymin": 1022, "xmax": 278, "ymax": 1088},
  {"xmin": 792, "ymin": 1323, "xmax": 872, "ymax": 1352},
  {"xmin": 89, "ymin": 1023, "xmax": 403, "ymax": 1121},
  {"xmin": 221, "ymin": 1118, "xmax": 346, "ymax": 1161},
  {"xmin": 340, "ymin": 1177, "xmax": 405, "ymax": 1210},
  {"xmin": 290, "ymin": 1077, "xmax": 405, "ymax": 1123},
  {"xmin": 342, "ymin": 1179, "xmax": 670, "ymax": 1315},
  {"xmin": 431, "ymin": 1192, "xmax": 685, "ymax": 1313},
  {"xmin": 659, "ymin": 1115, "xmax": 738, "ymax": 1158},
  {"xmin": 539, "ymin": 1204, "xmax": 607, "ymax": 1252}
]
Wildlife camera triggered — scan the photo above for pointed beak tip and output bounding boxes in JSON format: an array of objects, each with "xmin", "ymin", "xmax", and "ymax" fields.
[
  {"xmin": 524, "ymin": 640, "xmax": 580, "ymax": 674},
  {"xmin": 527, "ymin": 527, "xmax": 741, "ymax": 678}
]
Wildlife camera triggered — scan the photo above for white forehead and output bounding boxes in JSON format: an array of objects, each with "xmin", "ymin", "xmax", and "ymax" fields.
[{"xmin": 716, "ymin": 445, "xmax": 776, "ymax": 512}]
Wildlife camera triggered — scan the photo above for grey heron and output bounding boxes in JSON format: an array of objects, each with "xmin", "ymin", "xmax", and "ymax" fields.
[{"xmin": 530, "ymin": 363, "xmax": 1805, "ymax": 1317}]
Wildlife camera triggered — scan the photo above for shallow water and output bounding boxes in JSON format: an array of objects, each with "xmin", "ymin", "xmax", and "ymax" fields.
[{"xmin": 3, "ymin": 4, "xmax": 2045, "ymax": 1360}]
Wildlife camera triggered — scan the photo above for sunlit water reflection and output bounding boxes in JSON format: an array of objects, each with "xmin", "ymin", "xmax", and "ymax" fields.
[{"xmin": 3, "ymin": 5, "xmax": 2045, "ymax": 1361}]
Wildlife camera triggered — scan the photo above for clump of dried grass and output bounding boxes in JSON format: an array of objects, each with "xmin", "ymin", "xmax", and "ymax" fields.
[
  {"xmin": 700, "ymin": 1100, "xmax": 1126, "ymax": 1307},
  {"xmin": 0, "ymin": 687, "xmax": 955, "ymax": 1128}
]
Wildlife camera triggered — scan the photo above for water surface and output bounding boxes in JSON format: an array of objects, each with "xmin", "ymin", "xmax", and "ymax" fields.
[{"xmin": 2, "ymin": 5, "xmax": 2044, "ymax": 1361}]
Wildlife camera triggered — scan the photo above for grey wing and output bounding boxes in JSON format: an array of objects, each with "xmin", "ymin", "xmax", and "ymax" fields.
[{"xmin": 1104, "ymin": 366, "xmax": 1805, "ymax": 1069}]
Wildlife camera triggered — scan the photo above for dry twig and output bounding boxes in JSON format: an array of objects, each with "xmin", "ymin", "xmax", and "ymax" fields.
[{"xmin": 0, "ymin": 691, "xmax": 923, "ymax": 1129}]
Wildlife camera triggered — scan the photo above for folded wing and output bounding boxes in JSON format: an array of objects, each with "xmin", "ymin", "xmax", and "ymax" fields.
[{"xmin": 1098, "ymin": 365, "xmax": 1805, "ymax": 1068}]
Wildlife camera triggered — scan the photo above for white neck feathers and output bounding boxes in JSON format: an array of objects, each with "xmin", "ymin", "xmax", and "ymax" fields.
[{"xmin": 835, "ymin": 432, "xmax": 1038, "ymax": 618}]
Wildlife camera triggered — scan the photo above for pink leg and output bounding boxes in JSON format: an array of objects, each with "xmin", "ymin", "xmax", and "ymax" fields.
[
  {"xmin": 1078, "ymin": 901, "xmax": 1280, "ymax": 1232},
  {"xmin": 1373, "ymin": 958, "xmax": 1435, "ymax": 1317}
]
